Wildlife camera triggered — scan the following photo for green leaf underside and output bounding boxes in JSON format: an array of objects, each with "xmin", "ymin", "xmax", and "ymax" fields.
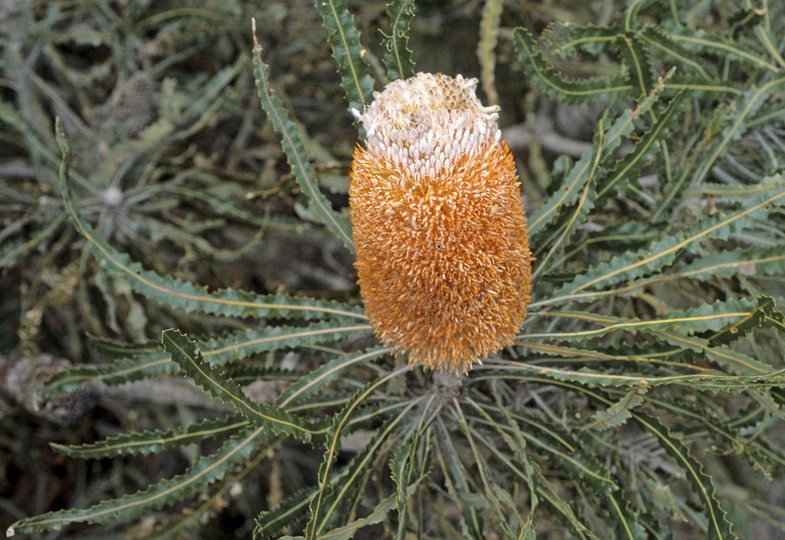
[
  {"xmin": 162, "ymin": 329, "xmax": 321, "ymax": 443},
  {"xmin": 251, "ymin": 22, "xmax": 355, "ymax": 251},
  {"xmin": 634, "ymin": 413, "xmax": 736, "ymax": 540}
]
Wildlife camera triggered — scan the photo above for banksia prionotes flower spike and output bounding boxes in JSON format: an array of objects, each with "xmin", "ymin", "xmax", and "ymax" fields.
[{"xmin": 350, "ymin": 73, "xmax": 533, "ymax": 373}]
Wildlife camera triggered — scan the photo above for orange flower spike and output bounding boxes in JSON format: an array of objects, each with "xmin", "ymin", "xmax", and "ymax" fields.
[{"xmin": 349, "ymin": 73, "xmax": 533, "ymax": 373}]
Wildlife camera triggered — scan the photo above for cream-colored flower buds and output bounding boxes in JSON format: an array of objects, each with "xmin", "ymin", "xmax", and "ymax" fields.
[{"xmin": 350, "ymin": 73, "xmax": 533, "ymax": 373}]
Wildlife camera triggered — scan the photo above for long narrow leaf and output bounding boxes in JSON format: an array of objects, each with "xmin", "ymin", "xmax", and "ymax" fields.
[
  {"xmin": 313, "ymin": 0, "xmax": 376, "ymax": 113},
  {"xmin": 382, "ymin": 0, "xmax": 416, "ymax": 81},
  {"xmin": 251, "ymin": 21, "xmax": 354, "ymax": 251},
  {"xmin": 162, "ymin": 329, "xmax": 322, "ymax": 443},
  {"xmin": 7, "ymin": 425, "xmax": 266, "ymax": 535}
]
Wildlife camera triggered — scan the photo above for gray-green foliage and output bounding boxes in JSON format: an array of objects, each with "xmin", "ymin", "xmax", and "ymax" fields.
[{"xmin": 7, "ymin": 1, "xmax": 785, "ymax": 539}]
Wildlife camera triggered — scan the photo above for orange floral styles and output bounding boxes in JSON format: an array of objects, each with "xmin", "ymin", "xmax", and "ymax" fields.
[{"xmin": 350, "ymin": 73, "xmax": 533, "ymax": 373}]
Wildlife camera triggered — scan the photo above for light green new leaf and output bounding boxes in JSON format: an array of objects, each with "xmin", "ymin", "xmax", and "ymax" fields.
[{"xmin": 251, "ymin": 23, "xmax": 354, "ymax": 251}]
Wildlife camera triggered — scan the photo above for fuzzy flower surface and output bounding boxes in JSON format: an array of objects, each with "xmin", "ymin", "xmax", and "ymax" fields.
[{"xmin": 350, "ymin": 73, "xmax": 533, "ymax": 373}]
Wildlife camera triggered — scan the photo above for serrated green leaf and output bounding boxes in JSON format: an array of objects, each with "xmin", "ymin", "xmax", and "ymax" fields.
[
  {"xmin": 513, "ymin": 26, "xmax": 633, "ymax": 104},
  {"xmin": 43, "ymin": 322, "xmax": 372, "ymax": 399},
  {"xmin": 589, "ymin": 382, "xmax": 649, "ymax": 430},
  {"xmin": 529, "ymin": 82, "xmax": 665, "ymax": 238},
  {"xmin": 389, "ymin": 435, "xmax": 413, "ymax": 525},
  {"xmin": 86, "ymin": 334, "xmax": 158, "ymax": 358},
  {"xmin": 640, "ymin": 26, "xmax": 713, "ymax": 79},
  {"xmin": 553, "ymin": 174, "xmax": 785, "ymax": 299},
  {"xmin": 435, "ymin": 419, "xmax": 486, "ymax": 539},
  {"xmin": 466, "ymin": 402, "xmax": 616, "ymax": 494},
  {"xmin": 616, "ymin": 32, "xmax": 654, "ymax": 97},
  {"xmin": 55, "ymin": 117, "xmax": 362, "ymax": 319},
  {"xmin": 679, "ymin": 245, "xmax": 785, "ymax": 281},
  {"xmin": 606, "ymin": 491, "xmax": 648, "ymax": 540},
  {"xmin": 382, "ymin": 0, "xmax": 415, "ymax": 81},
  {"xmin": 644, "ymin": 394, "xmax": 774, "ymax": 479},
  {"xmin": 549, "ymin": 23, "xmax": 618, "ymax": 56},
  {"xmin": 312, "ymin": 0, "xmax": 375, "ymax": 113},
  {"xmin": 451, "ymin": 401, "xmax": 514, "ymax": 536},
  {"xmin": 317, "ymin": 492, "xmax": 398, "ymax": 540},
  {"xmin": 147, "ymin": 444, "xmax": 271, "ymax": 540},
  {"xmin": 306, "ymin": 366, "xmax": 412, "ymax": 539},
  {"xmin": 7, "ymin": 424, "xmax": 266, "ymax": 535},
  {"xmin": 42, "ymin": 351, "xmax": 175, "ymax": 399},
  {"xmin": 0, "ymin": 211, "xmax": 67, "ymax": 270},
  {"xmin": 202, "ymin": 321, "xmax": 374, "ymax": 366},
  {"xmin": 654, "ymin": 77, "xmax": 785, "ymax": 220},
  {"xmin": 251, "ymin": 23, "xmax": 354, "ymax": 251},
  {"xmin": 632, "ymin": 412, "xmax": 736, "ymax": 540},
  {"xmin": 596, "ymin": 90, "xmax": 686, "ymax": 202},
  {"xmin": 667, "ymin": 26, "xmax": 778, "ymax": 72},
  {"xmin": 276, "ymin": 346, "xmax": 391, "ymax": 409},
  {"xmin": 526, "ymin": 298, "xmax": 756, "ymax": 341},
  {"xmin": 479, "ymin": 361, "xmax": 785, "ymax": 390},
  {"xmin": 535, "ymin": 473, "xmax": 597, "ymax": 540},
  {"xmin": 162, "ymin": 329, "xmax": 321, "ymax": 443},
  {"xmin": 255, "ymin": 488, "xmax": 314, "ymax": 540},
  {"xmin": 50, "ymin": 414, "xmax": 247, "ymax": 459}
]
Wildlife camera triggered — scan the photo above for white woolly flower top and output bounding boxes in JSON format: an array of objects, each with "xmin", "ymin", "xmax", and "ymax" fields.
[{"xmin": 360, "ymin": 73, "xmax": 502, "ymax": 181}]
